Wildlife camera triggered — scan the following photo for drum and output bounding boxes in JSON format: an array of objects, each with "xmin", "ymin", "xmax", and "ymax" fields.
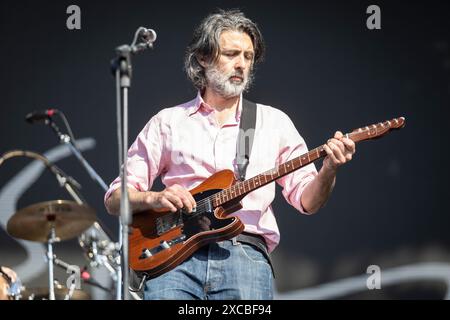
[{"xmin": 20, "ymin": 285, "xmax": 90, "ymax": 300}]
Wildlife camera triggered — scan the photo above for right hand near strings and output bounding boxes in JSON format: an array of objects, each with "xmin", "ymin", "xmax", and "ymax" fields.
[{"xmin": 144, "ymin": 184, "xmax": 196, "ymax": 213}]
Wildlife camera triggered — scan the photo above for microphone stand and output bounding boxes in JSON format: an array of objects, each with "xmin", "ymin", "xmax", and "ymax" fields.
[
  {"xmin": 46, "ymin": 118, "xmax": 122, "ymax": 299},
  {"xmin": 110, "ymin": 27, "xmax": 156, "ymax": 300}
]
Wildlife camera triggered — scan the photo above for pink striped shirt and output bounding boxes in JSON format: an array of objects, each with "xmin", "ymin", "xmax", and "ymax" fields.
[{"xmin": 104, "ymin": 92, "xmax": 318, "ymax": 252}]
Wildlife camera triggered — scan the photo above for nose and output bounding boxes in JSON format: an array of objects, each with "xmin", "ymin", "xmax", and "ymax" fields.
[{"xmin": 234, "ymin": 54, "xmax": 246, "ymax": 70}]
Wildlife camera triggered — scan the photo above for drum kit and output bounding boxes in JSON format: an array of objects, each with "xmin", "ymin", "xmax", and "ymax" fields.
[{"xmin": 2, "ymin": 199, "xmax": 121, "ymax": 300}]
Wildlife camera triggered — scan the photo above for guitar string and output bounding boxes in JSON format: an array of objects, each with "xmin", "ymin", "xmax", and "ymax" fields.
[
  {"xmin": 163, "ymin": 125, "xmax": 389, "ymax": 215},
  {"xmin": 159, "ymin": 123, "xmax": 399, "ymax": 230}
]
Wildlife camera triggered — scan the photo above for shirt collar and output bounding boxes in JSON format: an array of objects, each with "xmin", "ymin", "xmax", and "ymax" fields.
[{"xmin": 187, "ymin": 91, "xmax": 243, "ymax": 123}]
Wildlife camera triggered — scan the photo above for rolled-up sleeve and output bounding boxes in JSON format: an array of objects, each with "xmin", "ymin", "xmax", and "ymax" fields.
[
  {"xmin": 275, "ymin": 112, "xmax": 318, "ymax": 214},
  {"xmin": 104, "ymin": 114, "xmax": 165, "ymax": 204}
]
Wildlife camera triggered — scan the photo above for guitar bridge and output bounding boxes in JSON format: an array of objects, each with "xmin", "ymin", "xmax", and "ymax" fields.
[{"xmin": 139, "ymin": 234, "xmax": 186, "ymax": 260}]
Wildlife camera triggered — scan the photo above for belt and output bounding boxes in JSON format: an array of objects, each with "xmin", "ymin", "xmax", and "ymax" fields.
[{"xmin": 236, "ymin": 232, "xmax": 275, "ymax": 278}]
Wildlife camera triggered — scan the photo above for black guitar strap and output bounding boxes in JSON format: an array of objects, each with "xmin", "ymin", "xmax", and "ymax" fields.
[
  {"xmin": 235, "ymin": 100, "xmax": 276, "ymax": 277},
  {"xmin": 236, "ymin": 99, "xmax": 257, "ymax": 181}
]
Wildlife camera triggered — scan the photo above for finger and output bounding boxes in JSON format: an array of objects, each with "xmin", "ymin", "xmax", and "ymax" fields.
[
  {"xmin": 174, "ymin": 186, "xmax": 196, "ymax": 211},
  {"xmin": 341, "ymin": 138, "xmax": 356, "ymax": 153},
  {"xmin": 334, "ymin": 131, "xmax": 344, "ymax": 139},
  {"xmin": 186, "ymin": 191, "xmax": 197, "ymax": 210},
  {"xmin": 178, "ymin": 193, "xmax": 193, "ymax": 213},
  {"xmin": 323, "ymin": 144, "xmax": 339, "ymax": 165},
  {"xmin": 328, "ymin": 141, "xmax": 346, "ymax": 163},
  {"xmin": 165, "ymin": 192, "xmax": 184, "ymax": 209},
  {"xmin": 329, "ymin": 138, "xmax": 345, "ymax": 153},
  {"xmin": 160, "ymin": 198, "xmax": 177, "ymax": 213}
]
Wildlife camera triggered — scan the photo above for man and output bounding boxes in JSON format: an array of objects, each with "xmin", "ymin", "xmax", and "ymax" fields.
[
  {"xmin": 0, "ymin": 266, "xmax": 18, "ymax": 300},
  {"xmin": 105, "ymin": 9, "xmax": 355, "ymax": 300}
]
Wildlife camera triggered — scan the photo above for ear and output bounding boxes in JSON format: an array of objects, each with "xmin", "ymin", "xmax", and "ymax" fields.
[{"xmin": 196, "ymin": 54, "xmax": 209, "ymax": 68}]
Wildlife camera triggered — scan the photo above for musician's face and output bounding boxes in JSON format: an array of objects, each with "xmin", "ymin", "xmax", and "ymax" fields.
[{"xmin": 204, "ymin": 30, "xmax": 255, "ymax": 98}]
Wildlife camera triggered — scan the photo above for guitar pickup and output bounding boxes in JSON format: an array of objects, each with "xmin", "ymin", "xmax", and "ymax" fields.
[{"xmin": 156, "ymin": 213, "xmax": 184, "ymax": 236}]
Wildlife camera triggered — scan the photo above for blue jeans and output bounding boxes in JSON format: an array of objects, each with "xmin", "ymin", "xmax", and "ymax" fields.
[{"xmin": 143, "ymin": 239, "xmax": 273, "ymax": 300}]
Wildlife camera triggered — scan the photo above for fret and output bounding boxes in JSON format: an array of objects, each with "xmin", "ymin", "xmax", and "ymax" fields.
[
  {"xmin": 307, "ymin": 152, "xmax": 311, "ymax": 162},
  {"xmin": 316, "ymin": 148, "xmax": 320, "ymax": 158},
  {"xmin": 291, "ymin": 158, "xmax": 297, "ymax": 170},
  {"xmin": 237, "ymin": 184, "xmax": 242, "ymax": 196},
  {"xmin": 292, "ymin": 159, "xmax": 297, "ymax": 170},
  {"xmin": 272, "ymin": 169, "xmax": 279, "ymax": 179}
]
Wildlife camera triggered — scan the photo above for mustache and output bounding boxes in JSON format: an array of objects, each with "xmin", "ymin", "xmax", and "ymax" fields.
[
  {"xmin": 231, "ymin": 71, "xmax": 243, "ymax": 76},
  {"xmin": 229, "ymin": 71, "xmax": 244, "ymax": 80}
]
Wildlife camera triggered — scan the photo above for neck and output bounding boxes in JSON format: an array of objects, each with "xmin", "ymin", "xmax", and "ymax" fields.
[{"xmin": 202, "ymin": 87, "xmax": 240, "ymax": 112}]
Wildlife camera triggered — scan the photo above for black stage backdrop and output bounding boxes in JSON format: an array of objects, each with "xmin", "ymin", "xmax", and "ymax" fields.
[{"xmin": 0, "ymin": 0, "xmax": 449, "ymax": 299}]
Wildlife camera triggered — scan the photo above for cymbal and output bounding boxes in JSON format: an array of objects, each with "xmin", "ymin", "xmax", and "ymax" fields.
[
  {"xmin": 7, "ymin": 200, "xmax": 96, "ymax": 242},
  {"xmin": 20, "ymin": 287, "xmax": 90, "ymax": 300}
]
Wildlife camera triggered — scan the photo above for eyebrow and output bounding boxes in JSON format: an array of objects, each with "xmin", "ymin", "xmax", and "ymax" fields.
[{"xmin": 221, "ymin": 49, "xmax": 254, "ymax": 55}]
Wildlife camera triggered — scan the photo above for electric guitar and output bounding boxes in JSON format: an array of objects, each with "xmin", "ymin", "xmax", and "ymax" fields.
[{"xmin": 129, "ymin": 117, "xmax": 406, "ymax": 278}]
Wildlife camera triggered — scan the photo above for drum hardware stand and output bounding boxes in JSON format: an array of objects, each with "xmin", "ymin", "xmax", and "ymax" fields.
[
  {"xmin": 46, "ymin": 224, "xmax": 59, "ymax": 300},
  {"xmin": 53, "ymin": 254, "xmax": 111, "ymax": 295}
]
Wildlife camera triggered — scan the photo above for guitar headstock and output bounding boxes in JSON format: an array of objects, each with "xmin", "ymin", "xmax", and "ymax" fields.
[{"xmin": 348, "ymin": 117, "xmax": 405, "ymax": 142}]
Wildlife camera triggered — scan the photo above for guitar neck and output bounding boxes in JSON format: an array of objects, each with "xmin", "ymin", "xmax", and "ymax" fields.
[
  {"xmin": 211, "ymin": 145, "xmax": 327, "ymax": 208},
  {"xmin": 210, "ymin": 117, "xmax": 405, "ymax": 208}
]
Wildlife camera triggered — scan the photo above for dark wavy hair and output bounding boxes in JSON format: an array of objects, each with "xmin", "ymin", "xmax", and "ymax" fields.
[{"xmin": 184, "ymin": 9, "xmax": 265, "ymax": 90}]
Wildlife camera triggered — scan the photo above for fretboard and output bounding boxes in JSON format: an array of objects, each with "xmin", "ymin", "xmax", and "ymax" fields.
[{"xmin": 209, "ymin": 144, "xmax": 327, "ymax": 208}]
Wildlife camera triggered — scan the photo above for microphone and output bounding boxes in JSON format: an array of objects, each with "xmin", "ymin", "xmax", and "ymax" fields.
[
  {"xmin": 25, "ymin": 109, "xmax": 58, "ymax": 124},
  {"xmin": 131, "ymin": 27, "xmax": 157, "ymax": 53},
  {"xmin": 140, "ymin": 28, "xmax": 157, "ymax": 43}
]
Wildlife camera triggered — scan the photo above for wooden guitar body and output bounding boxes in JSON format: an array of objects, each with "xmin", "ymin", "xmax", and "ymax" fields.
[{"xmin": 129, "ymin": 169, "xmax": 244, "ymax": 278}]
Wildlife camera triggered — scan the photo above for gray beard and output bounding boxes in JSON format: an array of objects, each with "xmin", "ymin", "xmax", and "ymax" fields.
[{"xmin": 205, "ymin": 66, "xmax": 253, "ymax": 99}]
